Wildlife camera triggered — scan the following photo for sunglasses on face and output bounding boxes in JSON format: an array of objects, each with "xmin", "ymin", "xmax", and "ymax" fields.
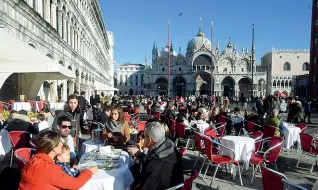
[{"xmin": 60, "ymin": 125, "xmax": 73, "ymax": 129}]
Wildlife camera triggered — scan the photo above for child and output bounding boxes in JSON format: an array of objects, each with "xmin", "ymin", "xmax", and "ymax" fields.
[{"xmin": 55, "ymin": 144, "xmax": 80, "ymax": 177}]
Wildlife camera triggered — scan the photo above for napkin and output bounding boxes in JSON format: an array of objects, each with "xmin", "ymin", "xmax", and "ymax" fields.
[{"xmin": 99, "ymin": 146, "xmax": 112, "ymax": 154}]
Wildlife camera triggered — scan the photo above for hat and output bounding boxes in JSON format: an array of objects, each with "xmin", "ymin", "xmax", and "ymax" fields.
[{"xmin": 198, "ymin": 108, "xmax": 208, "ymax": 115}]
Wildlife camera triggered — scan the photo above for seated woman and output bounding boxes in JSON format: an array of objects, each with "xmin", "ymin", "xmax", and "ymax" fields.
[
  {"xmin": 263, "ymin": 109, "xmax": 281, "ymax": 137},
  {"xmin": 19, "ymin": 131, "xmax": 97, "ymax": 190},
  {"xmin": 176, "ymin": 109, "xmax": 190, "ymax": 128},
  {"xmin": 103, "ymin": 105, "xmax": 130, "ymax": 149}
]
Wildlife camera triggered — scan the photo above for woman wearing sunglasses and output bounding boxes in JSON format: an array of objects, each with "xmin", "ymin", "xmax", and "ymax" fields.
[
  {"xmin": 19, "ymin": 131, "xmax": 98, "ymax": 190},
  {"xmin": 103, "ymin": 105, "xmax": 130, "ymax": 149}
]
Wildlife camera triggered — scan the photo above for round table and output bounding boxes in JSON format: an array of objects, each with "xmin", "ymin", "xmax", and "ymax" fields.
[
  {"xmin": 220, "ymin": 136, "xmax": 255, "ymax": 170},
  {"xmin": 282, "ymin": 122, "xmax": 301, "ymax": 150}
]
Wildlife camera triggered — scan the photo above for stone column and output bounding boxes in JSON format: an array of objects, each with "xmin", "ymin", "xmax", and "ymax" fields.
[
  {"xmin": 36, "ymin": 0, "xmax": 43, "ymax": 17},
  {"xmin": 62, "ymin": 13, "xmax": 67, "ymax": 41},
  {"xmin": 27, "ymin": 0, "xmax": 33, "ymax": 8},
  {"xmin": 50, "ymin": 81, "xmax": 58, "ymax": 103},
  {"xmin": 57, "ymin": 6, "xmax": 63, "ymax": 36},
  {"xmin": 68, "ymin": 80, "xmax": 75, "ymax": 96},
  {"xmin": 62, "ymin": 80, "xmax": 67, "ymax": 101},
  {"xmin": 74, "ymin": 31, "xmax": 78, "ymax": 51},
  {"xmin": 51, "ymin": 0, "xmax": 57, "ymax": 29},
  {"xmin": 70, "ymin": 26, "xmax": 74, "ymax": 48},
  {"xmin": 44, "ymin": 0, "xmax": 50, "ymax": 22}
]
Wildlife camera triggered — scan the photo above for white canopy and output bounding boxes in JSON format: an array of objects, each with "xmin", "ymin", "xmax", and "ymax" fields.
[
  {"xmin": 94, "ymin": 81, "xmax": 118, "ymax": 91},
  {"xmin": 0, "ymin": 28, "xmax": 75, "ymax": 80}
]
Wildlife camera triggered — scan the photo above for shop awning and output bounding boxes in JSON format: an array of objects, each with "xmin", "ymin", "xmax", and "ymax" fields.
[
  {"xmin": 94, "ymin": 81, "xmax": 119, "ymax": 91},
  {"xmin": 0, "ymin": 28, "xmax": 75, "ymax": 80}
]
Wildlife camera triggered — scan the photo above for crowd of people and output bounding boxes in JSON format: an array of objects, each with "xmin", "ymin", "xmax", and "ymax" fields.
[{"xmin": 0, "ymin": 91, "xmax": 315, "ymax": 189}]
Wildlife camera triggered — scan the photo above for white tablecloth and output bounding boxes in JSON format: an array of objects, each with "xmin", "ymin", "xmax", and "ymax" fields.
[
  {"xmin": 79, "ymin": 150, "xmax": 134, "ymax": 190},
  {"xmin": 220, "ymin": 136, "xmax": 255, "ymax": 170},
  {"xmin": 0, "ymin": 129, "xmax": 12, "ymax": 156},
  {"xmin": 283, "ymin": 122, "xmax": 301, "ymax": 150},
  {"xmin": 12, "ymin": 102, "xmax": 31, "ymax": 111},
  {"xmin": 81, "ymin": 140, "xmax": 104, "ymax": 155},
  {"xmin": 49, "ymin": 102, "xmax": 65, "ymax": 112}
]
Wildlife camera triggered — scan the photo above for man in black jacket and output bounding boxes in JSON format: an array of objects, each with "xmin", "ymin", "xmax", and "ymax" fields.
[
  {"xmin": 128, "ymin": 122, "xmax": 183, "ymax": 190},
  {"xmin": 75, "ymin": 91, "xmax": 89, "ymax": 133}
]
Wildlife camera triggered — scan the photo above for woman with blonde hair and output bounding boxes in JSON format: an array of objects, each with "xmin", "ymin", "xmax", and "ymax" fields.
[
  {"xmin": 19, "ymin": 131, "xmax": 97, "ymax": 190},
  {"xmin": 103, "ymin": 105, "xmax": 130, "ymax": 149}
]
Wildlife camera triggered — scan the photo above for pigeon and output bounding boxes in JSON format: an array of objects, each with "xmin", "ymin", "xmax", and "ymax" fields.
[{"xmin": 178, "ymin": 12, "xmax": 183, "ymax": 16}]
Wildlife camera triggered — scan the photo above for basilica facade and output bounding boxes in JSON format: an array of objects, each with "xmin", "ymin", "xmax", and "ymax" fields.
[{"xmin": 144, "ymin": 28, "xmax": 267, "ymax": 98}]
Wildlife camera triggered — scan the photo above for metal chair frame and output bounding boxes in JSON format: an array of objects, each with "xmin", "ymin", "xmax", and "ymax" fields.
[
  {"xmin": 261, "ymin": 165, "xmax": 307, "ymax": 190},
  {"xmin": 202, "ymin": 134, "xmax": 243, "ymax": 187},
  {"xmin": 251, "ymin": 137, "xmax": 283, "ymax": 183}
]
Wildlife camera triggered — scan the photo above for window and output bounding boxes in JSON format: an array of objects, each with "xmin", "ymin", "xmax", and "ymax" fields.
[
  {"xmin": 207, "ymin": 66, "xmax": 210, "ymax": 70},
  {"xmin": 193, "ymin": 66, "xmax": 196, "ymax": 71},
  {"xmin": 162, "ymin": 68, "xmax": 165, "ymax": 72},
  {"xmin": 241, "ymin": 68, "xmax": 244, "ymax": 72},
  {"xmin": 273, "ymin": 80, "xmax": 276, "ymax": 86},
  {"xmin": 283, "ymin": 62, "xmax": 291, "ymax": 71},
  {"xmin": 224, "ymin": 68, "xmax": 227, "ymax": 72},
  {"xmin": 136, "ymin": 75, "xmax": 138, "ymax": 81},
  {"xmin": 131, "ymin": 68, "xmax": 133, "ymax": 70},
  {"xmin": 303, "ymin": 62, "xmax": 309, "ymax": 71},
  {"xmin": 179, "ymin": 68, "xmax": 181, "ymax": 71},
  {"xmin": 125, "ymin": 68, "xmax": 127, "ymax": 70},
  {"xmin": 316, "ymin": 20, "xmax": 318, "ymax": 26}
]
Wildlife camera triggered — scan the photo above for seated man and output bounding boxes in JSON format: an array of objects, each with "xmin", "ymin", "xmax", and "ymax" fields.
[
  {"xmin": 6, "ymin": 110, "xmax": 39, "ymax": 135},
  {"xmin": 263, "ymin": 109, "xmax": 281, "ymax": 137},
  {"xmin": 129, "ymin": 122, "xmax": 183, "ymax": 190},
  {"xmin": 56, "ymin": 115, "xmax": 78, "ymax": 165}
]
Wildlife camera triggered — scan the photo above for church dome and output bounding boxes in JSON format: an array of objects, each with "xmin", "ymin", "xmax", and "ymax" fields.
[
  {"xmin": 159, "ymin": 47, "xmax": 177, "ymax": 57},
  {"xmin": 187, "ymin": 30, "xmax": 212, "ymax": 52}
]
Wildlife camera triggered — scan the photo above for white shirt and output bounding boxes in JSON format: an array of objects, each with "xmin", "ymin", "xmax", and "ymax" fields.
[
  {"xmin": 65, "ymin": 135, "xmax": 75, "ymax": 153},
  {"xmin": 38, "ymin": 121, "xmax": 49, "ymax": 131}
]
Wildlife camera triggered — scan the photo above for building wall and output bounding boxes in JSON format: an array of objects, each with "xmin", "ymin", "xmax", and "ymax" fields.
[
  {"xmin": 0, "ymin": 0, "xmax": 114, "ymax": 101},
  {"xmin": 261, "ymin": 50, "xmax": 309, "ymax": 96},
  {"xmin": 116, "ymin": 64, "xmax": 145, "ymax": 95}
]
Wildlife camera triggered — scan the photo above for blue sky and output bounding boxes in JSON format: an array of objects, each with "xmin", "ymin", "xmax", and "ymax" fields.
[{"xmin": 100, "ymin": 0, "xmax": 312, "ymax": 65}]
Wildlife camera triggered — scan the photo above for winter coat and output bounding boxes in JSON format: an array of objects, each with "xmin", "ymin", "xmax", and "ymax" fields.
[
  {"xmin": 6, "ymin": 114, "xmax": 39, "ymax": 135},
  {"xmin": 134, "ymin": 138, "xmax": 184, "ymax": 190},
  {"xmin": 18, "ymin": 153, "xmax": 92, "ymax": 190},
  {"xmin": 264, "ymin": 116, "xmax": 281, "ymax": 137}
]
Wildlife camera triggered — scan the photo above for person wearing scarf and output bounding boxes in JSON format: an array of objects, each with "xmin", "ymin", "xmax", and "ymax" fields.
[
  {"xmin": 103, "ymin": 105, "xmax": 130, "ymax": 149},
  {"xmin": 128, "ymin": 122, "xmax": 183, "ymax": 190}
]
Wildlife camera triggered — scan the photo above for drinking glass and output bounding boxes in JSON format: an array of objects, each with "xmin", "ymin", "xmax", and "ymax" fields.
[{"xmin": 104, "ymin": 153, "xmax": 113, "ymax": 169}]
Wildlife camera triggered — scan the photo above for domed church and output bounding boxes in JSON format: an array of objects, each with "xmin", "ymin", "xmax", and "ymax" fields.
[{"xmin": 144, "ymin": 27, "xmax": 267, "ymax": 98}]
